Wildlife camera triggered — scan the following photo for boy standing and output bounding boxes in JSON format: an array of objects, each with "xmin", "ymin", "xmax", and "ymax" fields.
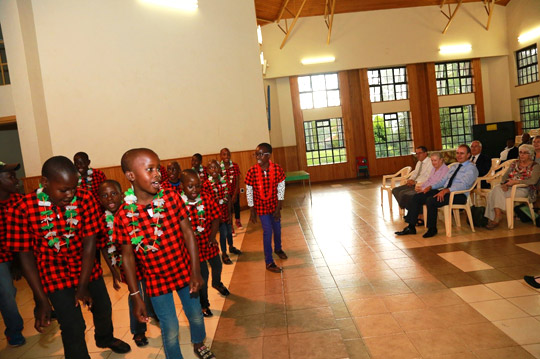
[
  {"xmin": 192, "ymin": 153, "xmax": 207, "ymax": 182},
  {"xmin": 161, "ymin": 161, "xmax": 182, "ymax": 192},
  {"xmin": 74, "ymin": 152, "xmax": 107, "ymax": 200},
  {"xmin": 116, "ymin": 148, "xmax": 215, "ymax": 359},
  {"xmin": 6, "ymin": 156, "xmax": 130, "ymax": 359},
  {"xmin": 245, "ymin": 143, "xmax": 287, "ymax": 273},
  {"xmin": 204, "ymin": 160, "xmax": 241, "ymax": 265},
  {"xmin": 180, "ymin": 169, "xmax": 229, "ymax": 318},
  {"xmin": 0, "ymin": 161, "xmax": 25, "ymax": 347},
  {"xmin": 220, "ymin": 148, "xmax": 243, "ymax": 229},
  {"xmin": 97, "ymin": 180, "xmax": 150, "ymax": 347}
]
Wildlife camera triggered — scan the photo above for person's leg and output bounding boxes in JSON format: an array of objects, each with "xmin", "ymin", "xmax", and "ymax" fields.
[
  {"xmin": 177, "ymin": 285, "xmax": 205, "ymax": 344},
  {"xmin": 88, "ymin": 277, "xmax": 115, "ymax": 347},
  {"xmin": 226, "ymin": 223, "xmax": 234, "ymax": 247},
  {"xmin": 0, "ymin": 261, "xmax": 24, "ymax": 345},
  {"xmin": 199, "ymin": 261, "xmax": 210, "ymax": 310},
  {"xmin": 208, "ymin": 254, "xmax": 223, "ymax": 288},
  {"xmin": 218, "ymin": 223, "xmax": 227, "ymax": 254},
  {"xmin": 271, "ymin": 216, "xmax": 283, "ymax": 252},
  {"xmin": 48, "ymin": 287, "xmax": 90, "ymax": 359},
  {"xmin": 425, "ymin": 193, "xmax": 467, "ymax": 229},
  {"xmin": 259, "ymin": 214, "xmax": 275, "ymax": 265},
  {"xmin": 404, "ymin": 192, "xmax": 431, "ymax": 226},
  {"xmin": 150, "ymin": 292, "xmax": 182, "ymax": 359},
  {"xmin": 234, "ymin": 197, "xmax": 241, "ymax": 220}
]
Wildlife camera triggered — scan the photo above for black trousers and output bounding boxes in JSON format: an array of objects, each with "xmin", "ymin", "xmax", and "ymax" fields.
[
  {"xmin": 233, "ymin": 196, "xmax": 241, "ymax": 220},
  {"xmin": 48, "ymin": 277, "xmax": 114, "ymax": 359},
  {"xmin": 405, "ymin": 190, "xmax": 467, "ymax": 229},
  {"xmin": 199, "ymin": 254, "xmax": 223, "ymax": 309},
  {"xmin": 392, "ymin": 185, "xmax": 417, "ymax": 209}
]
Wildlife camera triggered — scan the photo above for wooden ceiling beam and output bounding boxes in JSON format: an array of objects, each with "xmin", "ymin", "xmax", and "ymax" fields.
[
  {"xmin": 441, "ymin": 0, "xmax": 463, "ymax": 34},
  {"xmin": 484, "ymin": 0, "xmax": 496, "ymax": 30},
  {"xmin": 279, "ymin": 0, "xmax": 309, "ymax": 49},
  {"xmin": 326, "ymin": 0, "xmax": 337, "ymax": 44}
]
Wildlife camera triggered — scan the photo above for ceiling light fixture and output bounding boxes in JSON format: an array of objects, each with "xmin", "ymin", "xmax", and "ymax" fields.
[
  {"xmin": 518, "ymin": 26, "xmax": 540, "ymax": 43},
  {"xmin": 301, "ymin": 56, "xmax": 335, "ymax": 65},
  {"xmin": 439, "ymin": 44, "xmax": 472, "ymax": 54},
  {"xmin": 257, "ymin": 25, "xmax": 263, "ymax": 45},
  {"xmin": 139, "ymin": 0, "xmax": 198, "ymax": 11}
]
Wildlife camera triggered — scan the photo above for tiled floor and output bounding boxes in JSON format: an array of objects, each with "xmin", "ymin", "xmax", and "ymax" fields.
[{"xmin": 2, "ymin": 179, "xmax": 540, "ymax": 358}]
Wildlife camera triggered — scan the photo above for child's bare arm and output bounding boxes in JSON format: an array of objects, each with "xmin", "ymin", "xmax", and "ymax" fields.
[
  {"xmin": 99, "ymin": 248, "xmax": 122, "ymax": 290},
  {"xmin": 76, "ymin": 234, "xmax": 98, "ymax": 308},
  {"xmin": 19, "ymin": 251, "xmax": 51, "ymax": 332},
  {"xmin": 209, "ymin": 218, "xmax": 219, "ymax": 246},
  {"xmin": 121, "ymin": 244, "xmax": 148, "ymax": 323},
  {"xmin": 180, "ymin": 217, "xmax": 204, "ymax": 293}
]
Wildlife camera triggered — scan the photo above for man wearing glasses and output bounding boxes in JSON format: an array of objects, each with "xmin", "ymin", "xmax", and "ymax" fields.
[{"xmin": 392, "ymin": 146, "xmax": 433, "ymax": 211}]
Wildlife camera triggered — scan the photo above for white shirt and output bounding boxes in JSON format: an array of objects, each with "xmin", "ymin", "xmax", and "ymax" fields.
[{"xmin": 410, "ymin": 156, "xmax": 433, "ymax": 184}]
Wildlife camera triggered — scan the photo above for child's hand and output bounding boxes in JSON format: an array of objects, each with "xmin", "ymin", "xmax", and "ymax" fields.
[
  {"xmin": 75, "ymin": 286, "xmax": 93, "ymax": 309},
  {"xmin": 34, "ymin": 298, "xmax": 52, "ymax": 333},
  {"xmin": 249, "ymin": 208, "xmax": 258, "ymax": 224},
  {"xmin": 189, "ymin": 272, "xmax": 204, "ymax": 293},
  {"xmin": 112, "ymin": 267, "xmax": 122, "ymax": 291},
  {"xmin": 273, "ymin": 208, "xmax": 281, "ymax": 221},
  {"xmin": 132, "ymin": 295, "xmax": 149, "ymax": 323},
  {"xmin": 209, "ymin": 237, "xmax": 219, "ymax": 247}
]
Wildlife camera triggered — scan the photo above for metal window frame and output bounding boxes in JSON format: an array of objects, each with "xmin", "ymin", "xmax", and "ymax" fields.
[
  {"xmin": 439, "ymin": 105, "xmax": 475, "ymax": 150},
  {"xmin": 303, "ymin": 117, "xmax": 347, "ymax": 166},
  {"xmin": 516, "ymin": 44, "xmax": 539, "ymax": 86},
  {"xmin": 372, "ymin": 111, "xmax": 413, "ymax": 158},
  {"xmin": 435, "ymin": 60, "xmax": 473, "ymax": 96},
  {"xmin": 367, "ymin": 67, "xmax": 408, "ymax": 103},
  {"xmin": 298, "ymin": 73, "xmax": 341, "ymax": 110},
  {"xmin": 520, "ymin": 95, "xmax": 540, "ymax": 131}
]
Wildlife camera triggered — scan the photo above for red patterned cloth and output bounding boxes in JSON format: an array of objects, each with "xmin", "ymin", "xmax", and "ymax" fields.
[
  {"xmin": 6, "ymin": 189, "xmax": 103, "ymax": 294},
  {"xmin": 0, "ymin": 193, "xmax": 23, "ymax": 263},
  {"xmin": 222, "ymin": 161, "xmax": 241, "ymax": 194},
  {"xmin": 184, "ymin": 192, "xmax": 220, "ymax": 262},
  {"xmin": 202, "ymin": 177, "xmax": 230, "ymax": 222},
  {"xmin": 114, "ymin": 189, "xmax": 192, "ymax": 297},
  {"xmin": 160, "ymin": 180, "xmax": 182, "ymax": 193},
  {"xmin": 159, "ymin": 165, "xmax": 168, "ymax": 184},
  {"xmin": 245, "ymin": 161, "xmax": 285, "ymax": 215},
  {"xmin": 194, "ymin": 166, "xmax": 207, "ymax": 182},
  {"xmin": 78, "ymin": 168, "xmax": 106, "ymax": 200}
]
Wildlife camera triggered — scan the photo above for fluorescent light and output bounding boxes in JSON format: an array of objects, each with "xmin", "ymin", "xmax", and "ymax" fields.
[
  {"xmin": 139, "ymin": 0, "xmax": 198, "ymax": 11},
  {"xmin": 301, "ymin": 56, "xmax": 335, "ymax": 65},
  {"xmin": 439, "ymin": 44, "xmax": 472, "ymax": 54},
  {"xmin": 257, "ymin": 25, "xmax": 263, "ymax": 45},
  {"xmin": 260, "ymin": 52, "xmax": 265, "ymax": 65},
  {"xmin": 518, "ymin": 26, "xmax": 540, "ymax": 43}
]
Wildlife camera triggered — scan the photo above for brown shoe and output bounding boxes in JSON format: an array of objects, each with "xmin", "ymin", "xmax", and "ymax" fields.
[
  {"xmin": 222, "ymin": 254, "xmax": 233, "ymax": 265},
  {"xmin": 274, "ymin": 249, "xmax": 288, "ymax": 259},
  {"xmin": 266, "ymin": 262, "xmax": 282, "ymax": 273}
]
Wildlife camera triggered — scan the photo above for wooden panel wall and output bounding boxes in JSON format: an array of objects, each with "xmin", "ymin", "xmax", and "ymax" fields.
[
  {"xmin": 472, "ymin": 58, "xmax": 485, "ymax": 124},
  {"xmin": 21, "ymin": 148, "xmax": 299, "ymax": 208}
]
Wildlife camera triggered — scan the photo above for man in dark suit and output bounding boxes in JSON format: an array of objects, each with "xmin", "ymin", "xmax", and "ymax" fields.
[
  {"xmin": 500, "ymin": 138, "xmax": 518, "ymax": 162},
  {"xmin": 470, "ymin": 140, "xmax": 491, "ymax": 188}
]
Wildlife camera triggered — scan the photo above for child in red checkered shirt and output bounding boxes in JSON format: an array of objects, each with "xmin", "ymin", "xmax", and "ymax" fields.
[
  {"xmin": 245, "ymin": 143, "xmax": 288, "ymax": 273},
  {"xmin": 161, "ymin": 161, "xmax": 182, "ymax": 192},
  {"xmin": 180, "ymin": 169, "xmax": 230, "ymax": 318},
  {"xmin": 74, "ymin": 152, "xmax": 107, "ymax": 200},
  {"xmin": 219, "ymin": 148, "xmax": 243, "ymax": 230},
  {"xmin": 192, "ymin": 153, "xmax": 207, "ymax": 182},
  {"xmin": 204, "ymin": 160, "xmax": 241, "ymax": 265},
  {"xmin": 116, "ymin": 148, "xmax": 215, "ymax": 359},
  {"xmin": 6, "ymin": 156, "xmax": 130, "ymax": 358},
  {"xmin": 0, "ymin": 161, "xmax": 25, "ymax": 347},
  {"xmin": 97, "ymin": 180, "xmax": 154, "ymax": 348}
]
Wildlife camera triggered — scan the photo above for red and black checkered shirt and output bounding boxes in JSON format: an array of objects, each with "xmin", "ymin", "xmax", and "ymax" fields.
[
  {"xmin": 194, "ymin": 166, "xmax": 207, "ymax": 182},
  {"xmin": 160, "ymin": 180, "xmax": 182, "ymax": 193},
  {"xmin": 6, "ymin": 188, "xmax": 103, "ymax": 294},
  {"xmin": 222, "ymin": 162, "xmax": 241, "ymax": 194},
  {"xmin": 184, "ymin": 192, "xmax": 220, "ymax": 262},
  {"xmin": 245, "ymin": 161, "xmax": 285, "ymax": 215},
  {"xmin": 159, "ymin": 165, "xmax": 169, "ymax": 184},
  {"xmin": 114, "ymin": 188, "xmax": 192, "ymax": 297},
  {"xmin": 78, "ymin": 168, "xmax": 107, "ymax": 200},
  {"xmin": 202, "ymin": 177, "xmax": 230, "ymax": 222},
  {"xmin": 0, "ymin": 193, "xmax": 23, "ymax": 263}
]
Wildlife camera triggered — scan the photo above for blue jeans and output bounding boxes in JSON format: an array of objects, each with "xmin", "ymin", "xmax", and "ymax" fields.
[
  {"xmin": 48, "ymin": 277, "xmax": 114, "ymax": 359},
  {"xmin": 260, "ymin": 214, "xmax": 282, "ymax": 265},
  {"xmin": 0, "ymin": 261, "xmax": 24, "ymax": 343},
  {"xmin": 199, "ymin": 254, "xmax": 223, "ymax": 309},
  {"xmin": 219, "ymin": 222, "xmax": 233, "ymax": 254},
  {"xmin": 150, "ymin": 285, "xmax": 206, "ymax": 359}
]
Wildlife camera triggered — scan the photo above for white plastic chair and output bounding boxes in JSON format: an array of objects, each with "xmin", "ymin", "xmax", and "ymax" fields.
[
  {"xmin": 506, "ymin": 184, "xmax": 536, "ymax": 229},
  {"xmin": 380, "ymin": 166, "xmax": 412, "ymax": 214},
  {"xmin": 423, "ymin": 179, "xmax": 479, "ymax": 237}
]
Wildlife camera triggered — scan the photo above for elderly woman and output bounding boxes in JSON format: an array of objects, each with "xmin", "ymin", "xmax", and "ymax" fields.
[
  {"xmin": 485, "ymin": 144, "xmax": 540, "ymax": 229},
  {"xmin": 533, "ymin": 136, "xmax": 540, "ymax": 164}
]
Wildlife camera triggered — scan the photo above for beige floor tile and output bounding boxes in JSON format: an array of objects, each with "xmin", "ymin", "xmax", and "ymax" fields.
[
  {"xmin": 493, "ymin": 317, "xmax": 540, "ymax": 345},
  {"xmin": 522, "ymin": 343, "xmax": 540, "ymax": 359},
  {"xmin": 508, "ymin": 295, "xmax": 540, "ymax": 316},
  {"xmin": 353, "ymin": 313, "xmax": 403, "ymax": 337},
  {"xmin": 451, "ymin": 284, "xmax": 502, "ymax": 303},
  {"xmin": 474, "ymin": 346, "xmax": 536, "ymax": 359},
  {"xmin": 286, "ymin": 306, "xmax": 337, "ymax": 334},
  {"xmin": 418, "ymin": 289, "xmax": 466, "ymax": 307},
  {"xmin": 438, "ymin": 251, "xmax": 494, "ymax": 272},
  {"xmin": 288, "ymin": 329, "xmax": 348, "ymax": 359},
  {"xmin": 392, "ymin": 308, "xmax": 445, "ymax": 331},
  {"xmin": 382, "ymin": 293, "xmax": 426, "ymax": 312},
  {"xmin": 517, "ymin": 242, "xmax": 540, "ymax": 256},
  {"xmin": 363, "ymin": 333, "xmax": 420, "ymax": 358},
  {"xmin": 407, "ymin": 328, "xmax": 468, "ymax": 357},
  {"xmin": 343, "ymin": 338, "xmax": 371, "ymax": 359},
  {"xmin": 452, "ymin": 322, "xmax": 518, "ymax": 350},
  {"xmin": 470, "ymin": 299, "xmax": 530, "ymax": 321},
  {"xmin": 345, "ymin": 297, "xmax": 388, "ymax": 317},
  {"xmin": 486, "ymin": 280, "xmax": 539, "ymax": 298}
]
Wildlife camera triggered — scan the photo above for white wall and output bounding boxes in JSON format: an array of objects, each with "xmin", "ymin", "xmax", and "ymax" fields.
[
  {"xmin": 0, "ymin": 85, "xmax": 15, "ymax": 117},
  {"xmin": 2, "ymin": 0, "xmax": 269, "ymax": 175},
  {"xmin": 481, "ymin": 56, "xmax": 513, "ymax": 123},
  {"xmin": 505, "ymin": 0, "xmax": 540, "ymax": 124},
  {"xmin": 261, "ymin": 3, "xmax": 509, "ymax": 79}
]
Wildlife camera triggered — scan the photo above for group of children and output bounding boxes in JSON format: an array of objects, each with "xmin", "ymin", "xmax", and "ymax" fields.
[{"xmin": 0, "ymin": 142, "xmax": 287, "ymax": 359}]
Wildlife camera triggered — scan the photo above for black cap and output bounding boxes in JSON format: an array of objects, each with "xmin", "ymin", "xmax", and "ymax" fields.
[{"xmin": 0, "ymin": 161, "xmax": 21, "ymax": 172}]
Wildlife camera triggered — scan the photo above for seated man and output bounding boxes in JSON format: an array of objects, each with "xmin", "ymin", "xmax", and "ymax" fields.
[
  {"xmin": 500, "ymin": 138, "xmax": 518, "ymax": 163},
  {"xmin": 396, "ymin": 144, "xmax": 478, "ymax": 238},
  {"xmin": 391, "ymin": 146, "xmax": 432, "ymax": 211}
]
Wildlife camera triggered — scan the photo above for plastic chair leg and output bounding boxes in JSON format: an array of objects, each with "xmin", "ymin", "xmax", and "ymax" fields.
[
  {"xmin": 444, "ymin": 206, "xmax": 452, "ymax": 237},
  {"xmin": 453, "ymin": 209, "xmax": 461, "ymax": 227},
  {"xmin": 464, "ymin": 206, "xmax": 475, "ymax": 232},
  {"xmin": 506, "ymin": 198, "xmax": 514, "ymax": 229}
]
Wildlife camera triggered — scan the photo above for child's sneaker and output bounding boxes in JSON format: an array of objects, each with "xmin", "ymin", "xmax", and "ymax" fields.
[
  {"xmin": 7, "ymin": 335, "xmax": 26, "ymax": 347},
  {"xmin": 222, "ymin": 254, "xmax": 233, "ymax": 265},
  {"xmin": 232, "ymin": 227, "xmax": 237, "ymax": 237},
  {"xmin": 235, "ymin": 219, "xmax": 243, "ymax": 229},
  {"xmin": 229, "ymin": 246, "xmax": 242, "ymax": 255},
  {"xmin": 194, "ymin": 344, "xmax": 216, "ymax": 359}
]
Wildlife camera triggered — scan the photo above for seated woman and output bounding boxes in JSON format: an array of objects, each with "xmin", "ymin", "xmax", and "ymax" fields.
[{"xmin": 484, "ymin": 144, "xmax": 540, "ymax": 229}]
